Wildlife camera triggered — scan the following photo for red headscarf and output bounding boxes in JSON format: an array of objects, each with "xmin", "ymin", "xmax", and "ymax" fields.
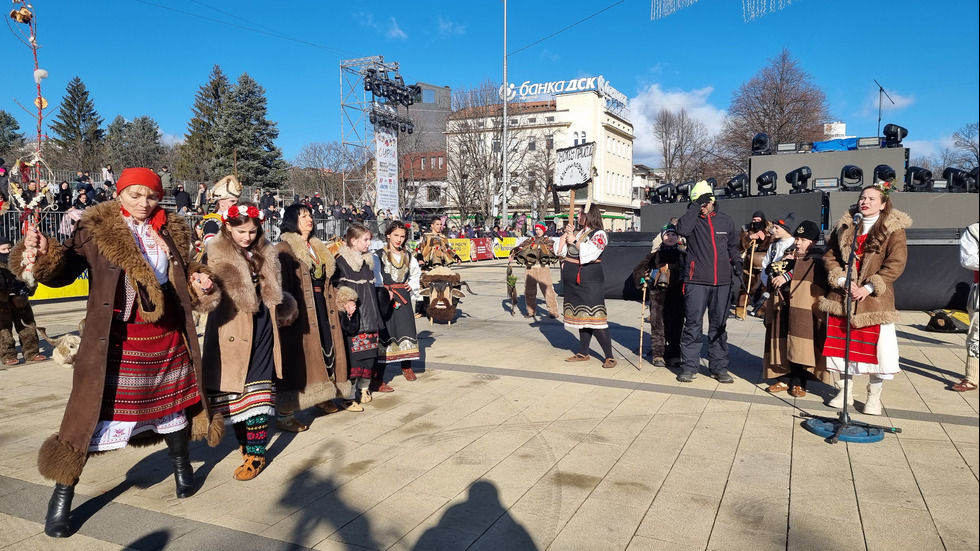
[{"xmin": 116, "ymin": 168, "xmax": 167, "ymax": 230}]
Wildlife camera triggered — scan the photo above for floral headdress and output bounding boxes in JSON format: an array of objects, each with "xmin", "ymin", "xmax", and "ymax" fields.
[
  {"xmin": 220, "ymin": 204, "xmax": 265, "ymax": 224},
  {"xmin": 872, "ymin": 179, "xmax": 895, "ymax": 199}
]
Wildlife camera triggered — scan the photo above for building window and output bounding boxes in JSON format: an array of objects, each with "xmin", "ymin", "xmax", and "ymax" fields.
[
  {"xmin": 510, "ymin": 118, "xmax": 519, "ymax": 126},
  {"xmin": 581, "ymin": 131, "xmax": 587, "ymax": 144},
  {"xmin": 476, "ymin": 120, "xmax": 484, "ymax": 127},
  {"xmin": 528, "ymin": 117, "xmax": 537, "ymax": 123},
  {"xmin": 546, "ymin": 134, "xmax": 554, "ymax": 149},
  {"xmin": 438, "ymin": 156, "xmax": 444, "ymax": 169},
  {"xmin": 427, "ymin": 186, "xmax": 441, "ymax": 202},
  {"xmin": 422, "ymin": 89, "xmax": 435, "ymax": 103},
  {"xmin": 431, "ymin": 156, "xmax": 437, "ymax": 168},
  {"xmin": 528, "ymin": 137, "xmax": 536, "ymax": 151},
  {"xmin": 546, "ymin": 116, "xmax": 555, "ymax": 122},
  {"xmin": 420, "ymin": 158, "xmax": 427, "ymax": 170},
  {"xmin": 573, "ymin": 132, "xmax": 579, "ymax": 146},
  {"xmin": 492, "ymin": 139, "xmax": 501, "ymax": 152}
]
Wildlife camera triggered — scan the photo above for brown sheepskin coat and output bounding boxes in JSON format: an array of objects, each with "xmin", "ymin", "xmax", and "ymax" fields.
[
  {"xmin": 11, "ymin": 201, "xmax": 223, "ymax": 486},
  {"xmin": 201, "ymin": 233, "xmax": 297, "ymax": 392},
  {"xmin": 276, "ymin": 232, "xmax": 354, "ymax": 409},
  {"xmin": 763, "ymin": 248, "xmax": 831, "ymax": 383},
  {"xmin": 819, "ymin": 208, "xmax": 911, "ymax": 328}
]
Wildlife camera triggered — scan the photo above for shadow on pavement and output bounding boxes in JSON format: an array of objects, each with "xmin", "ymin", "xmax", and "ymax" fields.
[{"xmin": 414, "ymin": 480, "xmax": 536, "ymax": 551}]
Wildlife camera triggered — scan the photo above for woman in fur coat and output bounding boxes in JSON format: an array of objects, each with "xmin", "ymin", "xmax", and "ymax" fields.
[
  {"xmin": 202, "ymin": 202, "xmax": 297, "ymax": 480},
  {"xmin": 15, "ymin": 168, "xmax": 223, "ymax": 538},
  {"xmin": 276, "ymin": 204, "xmax": 359, "ymax": 417},
  {"xmin": 334, "ymin": 223, "xmax": 390, "ymax": 404},
  {"xmin": 819, "ymin": 182, "xmax": 910, "ymax": 415}
]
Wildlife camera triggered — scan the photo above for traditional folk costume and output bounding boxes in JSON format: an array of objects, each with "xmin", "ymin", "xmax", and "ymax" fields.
[
  {"xmin": 762, "ymin": 221, "xmax": 831, "ymax": 396},
  {"xmin": 632, "ymin": 226, "xmax": 686, "ymax": 366},
  {"xmin": 560, "ymin": 225, "xmax": 616, "ymax": 367},
  {"xmin": 202, "ymin": 227, "xmax": 297, "ymax": 480},
  {"xmin": 737, "ymin": 213, "xmax": 773, "ymax": 317},
  {"xmin": 277, "ymin": 232, "xmax": 356, "ymax": 414},
  {"xmin": 11, "ymin": 168, "xmax": 223, "ymax": 538},
  {"xmin": 0, "ymin": 239, "xmax": 45, "ymax": 364},
  {"xmin": 955, "ymin": 223, "xmax": 979, "ymax": 392},
  {"xmin": 334, "ymin": 245, "xmax": 385, "ymax": 400},
  {"xmin": 819, "ymin": 205, "xmax": 911, "ymax": 414},
  {"xmin": 415, "ymin": 230, "xmax": 462, "ymax": 270},
  {"xmin": 375, "ymin": 245, "xmax": 422, "ymax": 380},
  {"xmin": 511, "ymin": 226, "xmax": 560, "ymax": 318}
]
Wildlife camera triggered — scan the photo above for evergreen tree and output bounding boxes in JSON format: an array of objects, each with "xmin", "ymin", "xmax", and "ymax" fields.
[
  {"xmin": 0, "ymin": 110, "xmax": 25, "ymax": 159},
  {"xmin": 125, "ymin": 116, "xmax": 166, "ymax": 168},
  {"xmin": 177, "ymin": 65, "xmax": 229, "ymax": 183},
  {"xmin": 211, "ymin": 73, "xmax": 287, "ymax": 188},
  {"xmin": 103, "ymin": 115, "xmax": 128, "ymax": 169},
  {"xmin": 48, "ymin": 76, "xmax": 104, "ymax": 170}
]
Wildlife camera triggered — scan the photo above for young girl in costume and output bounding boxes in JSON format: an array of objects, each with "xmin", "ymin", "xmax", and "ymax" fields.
[
  {"xmin": 202, "ymin": 202, "xmax": 297, "ymax": 480},
  {"xmin": 375, "ymin": 221, "xmax": 423, "ymax": 381},
  {"xmin": 820, "ymin": 182, "xmax": 910, "ymax": 414},
  {"xmin": 334, "ymin": 223, "xmax": 389, "ymax": 403}
]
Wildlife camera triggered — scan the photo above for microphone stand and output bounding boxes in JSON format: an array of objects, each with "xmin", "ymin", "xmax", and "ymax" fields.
[{"xmin": 802, "ymin": 213, "xmax": 901, "ymax": 443}]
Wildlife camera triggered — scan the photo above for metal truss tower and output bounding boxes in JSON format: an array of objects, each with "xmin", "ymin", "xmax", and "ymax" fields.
[{"xmin": 339, "ymin": 56, "xmax": 399, "ymax": 206}]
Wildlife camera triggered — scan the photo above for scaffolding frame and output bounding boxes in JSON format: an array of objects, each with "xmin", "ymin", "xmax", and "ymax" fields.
[{"xmin": 339, "ymin": 55, "xmax": 399, "ymax": 206}]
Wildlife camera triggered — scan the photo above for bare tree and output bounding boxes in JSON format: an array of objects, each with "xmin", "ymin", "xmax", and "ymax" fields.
[
  {"xmin": 291, "ymin": 141, "xmax": 348, "ymax": 199},
  {"xmin": 445, "ymin": 79, "xmax": 537, "ymax": 227},
  {"xmin": 953, "ymin": 122, "xmax": 979, "ymax": 168},
  {"xmin": 715, "ymin": 48, "xmax": 831, "ymax": 173},
  {"xmin": 653, "ymin": 107, "xmax": 711, "ymax": 183}
]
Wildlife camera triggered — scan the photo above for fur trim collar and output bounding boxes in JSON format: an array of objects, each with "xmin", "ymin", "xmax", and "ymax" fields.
[
  {"xmin": 280, "ymin": 232, "xmax": 335, "ymax": 279},
  {"xmin": 338, "ymin": 244, "xmax": 374, "ymax": 272},
  {"xmin": 81, "ymin": 201, "xmax": 193, "ymax": 322},
  {"xmin": 205, "ymin": 233, "xmax": 284, "ymax": 313},
  {"xmin": 833, "ymin": 208, "xmax": 912, "ymax": 254}
]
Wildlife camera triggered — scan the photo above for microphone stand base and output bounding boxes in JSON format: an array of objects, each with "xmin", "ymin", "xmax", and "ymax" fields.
[{"xmin": 801, "ymin": 415, "xmax": 898, "ymax": 444}]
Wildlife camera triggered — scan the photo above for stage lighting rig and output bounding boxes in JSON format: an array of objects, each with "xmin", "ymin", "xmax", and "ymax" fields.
[
  {"xmin": 873, "ymin": 164, "xmax": 896, "ymax": 183},
  {"xmin": 942, "ymin": 167, "xmax": 971, "ymax": 193},
  {"xmin": 786, "ymin": 166, "xmax": 812, "ymax": 194},
  {"xmin": 839, "ymin": 165, "xmax": 863, "ymax": 191},
  {"xmin": 363, "ymin": 68, "xmax": 420, "ymax": 107},
  {"xmin": 675, "ymin": 181, "xmax": 693, "ymax": 202},
  {"xmin": 905, "ymin": 166, "xmax": 933, "ymax": 192},
  {"xmin": 652, "ymin": 183, "xmax": 676, "ymax": 203},
  {"xmin": 725, "ymin": 174, "xmax": 748, "ymax": 198},
  {"xmin": 752, "ymin": 133, "xmax": 772, "ymax": 156},
  {"xmin": 756, "ymin": 170, "xmax": 777, "ymax": 195},
  {"xmin": 370, "ymin": 106, "xmax": 414, "ymax": 136},
  {"xmin": 882, "ymin": 124, "xmax": 907, "ymax": 148},
  {"xmin": 970, "ymin": 168, "xmax": 980, "ymax": 193}
]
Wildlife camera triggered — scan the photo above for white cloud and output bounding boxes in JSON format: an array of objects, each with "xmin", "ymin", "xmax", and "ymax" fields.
[
  {"xmin": 355, "ymin": 11, "xmax": 378, "ymax": 30},
  {"xmin": 387, "ymin": 17, "xmax": 407, "ymax": 40},
  {"xmin": 860, "ymin": 88, "xmax": 914, "ymax": 117},
  {"xmin": 903, "ymin": 136, "xmax": 956, "ymax": 160},
  {"xmin": 161, "ymin": 132, "xmax": 183, "ymax": 147},
  {"xmin": 438, "ymin": 17, "xmax": 465, "ymax": 36},
  {"xmin": 629, "ymin": 83, "xmax": 727, "ymax": 166}
]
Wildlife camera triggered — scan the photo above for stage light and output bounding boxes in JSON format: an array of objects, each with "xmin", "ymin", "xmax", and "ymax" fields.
[
  {"xmin": 675, "ymin": 181, "xmax": 693, "ymax": 202},
  {"xmin": 883, "ymin": 124, "xmax": 907, "ymax": 148},
  {"xmin": 704, "ymin": 177, "xmax": 718, "ymax": 189},
  {"xmin": 905, "ymin": 166, "xmax": 933, "ymax": 192},
  {"xmin": 756, "ymin": 170, "xmax": 777, "ymax": 196},
  {"xmin": 400, "ymin": 123, "xmax": 407, "ymax": 132},
  {"xmin": 752, "ymin": 133, "xmax": 772, "ymax": 156},
  {"xmin": 364, "ymin": 68, "xmax": 376, "ymax": 92},
  {"xmin": 725, "ymin": 174, "xmax": 748, "ymax": 199},
  {"xmin": 970, "ymin": 168, "xmax": 980, "ymax": 193},
  {"xmin": 840, "ymin": 165, "xmax": 863, "ymax": 191},
  {"xmin": 786, "ymin": 166, "xmax": 812, "ymax": 194},
  {"xmin": 369, "ymin": 113, "xmax": 377, "ymax": 125},
  {"xmin": 943, "ymin": 167, "xmax": 970, "ymax": 193},
  {"xmin": 776, "ymin": 142, "xmax": 798, "ymax": 154},
  {"xmin": 873, "ymin": 164, "xmax": 896, "ymax": 182},
  {"xmin": 856, "ymin": 137, "xmax": 881, "ymax": 149},
  {"xmin": 653, "ymin": 183, "xmax": 675, "ymax": 204}
]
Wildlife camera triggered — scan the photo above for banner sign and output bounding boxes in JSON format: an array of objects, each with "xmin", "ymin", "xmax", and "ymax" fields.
[
  {"xmin": 498, "ymin": 75, "xmax": 629, "ymax": 120},
  {"xmin": 448, "ymin": 239, "xmax": 471, "ymax": 261},
  {"xmin": 492, "ymin": 237, "xmax": 518, "ymax": 258},
  {"xmin": 32, "ymin": 271, "xmax": 89, "ymax": 300},
  {"xmin": 470, "ymin": 238, "xmax": 495, "ymax": 260},
  {"xmin": 375, "ymin": 125, "xmax": 399, "ymax": 214},
  {"xmin": 555, "ymin": 142, "xmax": 596, "ymax": 202}
]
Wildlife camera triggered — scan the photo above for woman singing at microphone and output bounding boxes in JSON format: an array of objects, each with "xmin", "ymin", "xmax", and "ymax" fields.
[{"xmin": 819, "ymin": 181, "xmax": 910, "ymax": 415}]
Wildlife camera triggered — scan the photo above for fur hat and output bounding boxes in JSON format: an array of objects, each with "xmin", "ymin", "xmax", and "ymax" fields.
[
  {"xmin": 773, "ymin": 212, "xmax": 796, "ymax": 233},
  {"xmin": 794, "ymin": 220, "xmax": 821, "ymax": 242},
  {"xmin": 211, "ymin": 175, "xmax": 242, "ymax": 202}
]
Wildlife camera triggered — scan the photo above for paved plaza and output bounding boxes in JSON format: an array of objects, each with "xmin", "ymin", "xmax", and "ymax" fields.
[{"xmin": 0, "ymin": 259, "xmax": 977, "ymax": 550}]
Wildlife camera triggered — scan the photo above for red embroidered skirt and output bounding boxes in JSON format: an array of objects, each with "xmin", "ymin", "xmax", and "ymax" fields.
[
  {"xmin": 823, "ymin": 314, "xmax": 880, "ymax": 364},
  {"xmin": 102, "ymin": 310, "xmax": 201, "ymax": 422}
]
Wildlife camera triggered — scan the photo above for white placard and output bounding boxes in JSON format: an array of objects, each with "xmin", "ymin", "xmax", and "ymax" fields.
[{"xmin": 375, "ymin": 125, "xmax": 399, "ymax": 215}]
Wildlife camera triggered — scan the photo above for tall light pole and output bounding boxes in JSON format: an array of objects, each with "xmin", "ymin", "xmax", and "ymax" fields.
[{"xmin": 501, "ymin": 0, "xmax": 509, "ymax": 226}]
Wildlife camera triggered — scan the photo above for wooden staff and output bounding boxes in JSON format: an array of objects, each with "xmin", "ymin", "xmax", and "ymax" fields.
[
  {"xmin": 639, "ymin": 279, "xmax": 648, "ymax": 365},
  {"xmin": 740, "ymin": 240, "xmax": 757, "ymax": 320}
]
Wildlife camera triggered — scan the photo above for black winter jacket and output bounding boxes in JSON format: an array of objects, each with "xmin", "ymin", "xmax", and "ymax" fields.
[{"xmin": 675, "ymin": 202, "xmax": 740, "ymax": 286}]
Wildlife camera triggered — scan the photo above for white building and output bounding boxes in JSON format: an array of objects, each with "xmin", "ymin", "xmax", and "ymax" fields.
[{"xmin": 444, "ymin": 76, "xmax": 638, "ymax": 231}]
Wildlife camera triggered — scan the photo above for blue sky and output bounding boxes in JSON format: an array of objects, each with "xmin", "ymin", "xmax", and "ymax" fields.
[{"xmin": 3, "ymin": 0, "xmax": 977, "ymax": 168}]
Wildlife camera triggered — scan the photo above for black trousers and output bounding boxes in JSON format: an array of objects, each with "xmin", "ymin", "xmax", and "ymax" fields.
[{"xmin": 680, "ymin": 283, "xmax": 731, "ymax": 375}]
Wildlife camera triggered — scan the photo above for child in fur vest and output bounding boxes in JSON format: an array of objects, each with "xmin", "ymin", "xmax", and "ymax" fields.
[{"xmin": 202, "ymin": 202, "xmax": 297, "ymax": 481}]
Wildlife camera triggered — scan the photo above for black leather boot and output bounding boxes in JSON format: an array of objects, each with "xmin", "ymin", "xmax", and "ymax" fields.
[
  {"xmin": 44, "ymin": 483, "xmax": 75, "ymax": 538},
  {"xmin": 163, "ymin": 428, "xmax": 196, "ymax": 498}
]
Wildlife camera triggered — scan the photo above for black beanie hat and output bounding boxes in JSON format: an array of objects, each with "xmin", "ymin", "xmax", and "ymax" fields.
[
  {"xmin": 774, "ymin": 212, "xmax": 796, "ymax": 233},
  {"xmin": 794, "ymin": 220, "xmax": 821, "ymax": 242}
]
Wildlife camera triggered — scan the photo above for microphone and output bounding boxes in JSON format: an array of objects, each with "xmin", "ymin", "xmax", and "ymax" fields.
[
  {"xmin": 751, "ymin": 292, "xmax": 770, "ymax": 316},
  {"xmin": 853, "ymin": 212, "xmax": 863, "ymax": 225}
]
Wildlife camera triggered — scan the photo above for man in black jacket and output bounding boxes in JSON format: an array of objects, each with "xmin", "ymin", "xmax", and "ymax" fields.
[{"xmin": 674, "ymin": 181, "xmax": 742, "ymax": 383}]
